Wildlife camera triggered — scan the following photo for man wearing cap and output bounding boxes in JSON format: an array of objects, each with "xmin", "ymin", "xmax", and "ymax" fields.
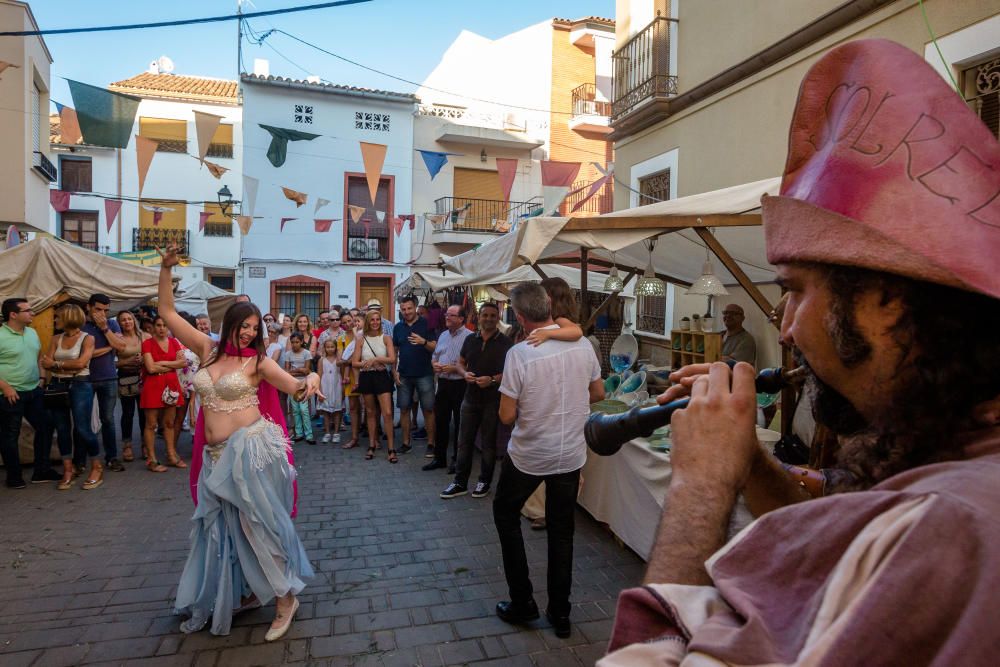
[{"xmin": 600, "ymin": 40, "xmax": 1000, "ymax": 665}]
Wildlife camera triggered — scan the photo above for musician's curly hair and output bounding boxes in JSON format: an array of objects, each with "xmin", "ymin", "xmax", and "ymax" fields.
[{"xmin": 813, "ymin": 265, "xmax": 1000, "ymax": 490}]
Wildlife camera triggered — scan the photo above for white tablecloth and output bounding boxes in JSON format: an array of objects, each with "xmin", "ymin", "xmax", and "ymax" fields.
[{"xmin": 577, "ymin": 436, "xmax": 760, "ymax": 561}]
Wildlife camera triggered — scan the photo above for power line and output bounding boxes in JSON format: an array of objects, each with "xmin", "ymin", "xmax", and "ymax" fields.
[{"xmin": 0, "ymin": 0, "xmax": 373, "ymax": 37}]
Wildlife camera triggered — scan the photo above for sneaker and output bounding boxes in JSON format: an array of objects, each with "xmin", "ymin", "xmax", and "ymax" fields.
[
  {"xmin": 106, "ymin": 459, "xmax": 126, "ymax": 472},
  {"xmin": 424, "ymin": 446, "xmax": 435, "ymax": 459},
  {"xmin": 399, "ymin": 443, "xmax": 412, "ymax": 455},
  {"xmin": 413, "ymin": 427, "xmax": 428, "ymax": 440},
  {"xmin": 6, "ymin": 479, "xmax": 26, "ymax": 489},
  {"xmin": 305, "ymin": 438, "xmax": 316, "ymax": 445},
  {"xmin": 421, "ymin": 460, "xmax": 446, "ymax": 471},
  {"xmin": 321, "ymin": 433, "xmax": 332, "ymax": 444},
  {"xmin": 332, "ymin": 433, "xmax": 341, "ymax": 444},
  {"xmin": 30, "ymin": 469, "xmax": 62, "ymax": 484},
  {"xmin": 471, "ymin": 482, "xmax": 491, "ymax": 498},
  {"xmin": 439, "ymin": 483, "xmax": 468, "ymax": 499}
]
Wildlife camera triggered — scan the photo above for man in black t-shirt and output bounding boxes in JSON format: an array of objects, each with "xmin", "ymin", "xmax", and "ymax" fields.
[{"xmin": 440, "ymin": 303, "xmax": 513, "ymax": 499}]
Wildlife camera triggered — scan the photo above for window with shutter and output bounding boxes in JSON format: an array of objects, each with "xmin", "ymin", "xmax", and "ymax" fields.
[
  {"xmin": 964, "ymin": 57, "xmax": 1000, "ymax": 139},
  {"xmin": 61, "ymin": 211, "xmax": 99, "ymax": 250},
  {"xmin": 60, "ymin": 158, "xmax": 92, "ymax": 192},
  {"xmin": 345, "ymin": 175, "xmax": 392, "ymax": 262},
  {"xmin": 139, "ymin": 117, "xmax": 188, "ymax": 153}
]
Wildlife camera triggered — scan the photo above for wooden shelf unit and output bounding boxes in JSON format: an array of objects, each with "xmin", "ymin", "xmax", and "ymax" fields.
[{"xmin": 670, "ymin": 329, "xmax": 722, "ymax": 368}]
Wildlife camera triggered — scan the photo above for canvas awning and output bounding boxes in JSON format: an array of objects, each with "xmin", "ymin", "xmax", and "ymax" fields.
[
  {"xmin": 442, "ymin": 177, "xmax": 781, "ymax": 316},
  {"xmin": 396, "ymin": 263, "xmax": 633, "ymax": 299},
  {"xmin": 174, "ymin": 280, "xmax": 237, "ymax": 321}
]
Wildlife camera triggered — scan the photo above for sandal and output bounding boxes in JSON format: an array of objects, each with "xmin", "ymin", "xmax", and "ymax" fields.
[
  {"xmin": 122, "ymin": 444, "xmax": 135, "ymax": 462},
  {"xmin": 82, "ymin": 464, "xmax": 104, "ymax": 491},
  {"xmin": 167, "ymin": 456, "xmax": 188, "ymax": 469},
  {"xmin": 341, "ymin": 439, "xmax": 358, "ymax": 450},
  {"xmin": 387, "ymin": 449, "xmax": 398, "ymax": 464},
  {"xmin": 146, "ymin": 459, "xmax": 168, "ymax": 473},
  {"xmin": 365, "ymin": 447, "xmax": 376, "ymax": 460}
]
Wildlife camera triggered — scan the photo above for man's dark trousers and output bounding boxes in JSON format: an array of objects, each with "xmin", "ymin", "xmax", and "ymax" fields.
[
  {"xmin": 454, "ymin": 396, "xmax": 500, "ymax": 487},
  {"xmin": 433, "ymin": 378, "xmax": 465, "ymax": 465},
  {"xmin": 492, "ymin": 457, "xmax": 581, "ymax": 617},
  {"xmin": 0, "ymin": 387, "xmax": 54, "ymax": 484}
]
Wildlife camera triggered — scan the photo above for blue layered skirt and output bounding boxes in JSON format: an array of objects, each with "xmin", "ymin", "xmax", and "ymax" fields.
[{"xmin": 174, "ymin": 418, "xmax": 313, "ymax": 636}]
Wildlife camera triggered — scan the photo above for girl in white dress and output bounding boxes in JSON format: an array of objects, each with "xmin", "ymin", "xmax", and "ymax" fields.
[{"xmin": 317, "ymin": 338, "xmax": 344, "ymax": 444}]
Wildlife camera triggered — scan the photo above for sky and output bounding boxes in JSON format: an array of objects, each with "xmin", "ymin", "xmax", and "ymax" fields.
[{"xmin": 31, "ymin": 0, "xmax": 615, "ymax": 108}]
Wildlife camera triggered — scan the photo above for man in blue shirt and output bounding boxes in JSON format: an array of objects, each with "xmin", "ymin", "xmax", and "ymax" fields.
[
  {"xmin": 392, "ymin": 295, "xmax": 436, "ymax": 455},
  {"xmin": 79, "ymin": 294, "xmax": 128, "ymax": 472}
]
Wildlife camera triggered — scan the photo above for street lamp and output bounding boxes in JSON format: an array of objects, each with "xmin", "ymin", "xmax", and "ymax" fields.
[{"xmin": 217, "ymin": 184, "xmax": 234, "ymax": 218}]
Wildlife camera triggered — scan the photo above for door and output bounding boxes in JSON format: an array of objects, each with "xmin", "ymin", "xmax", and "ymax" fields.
[
  {"xmin": 453, "ymin": 168, "xmax": 505, "ymax": 230},
  {"xmin": 358, "ymin": 277, "xmax": 393, "ymax": 323}
]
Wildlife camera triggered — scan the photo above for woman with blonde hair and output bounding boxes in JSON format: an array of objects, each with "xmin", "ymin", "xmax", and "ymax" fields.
[
  {"xmin": 41, "ymin": 304, "xmax": 100, "ymax": 490},
  {"xmin": 115, "ymin": 310, "xmax": 149, "ymax": 463},
  {"xmin": 287, "ymin": 313, "xmax": 317, "ymax": 357},
  {"xmin": 351, "ymin": 309, "xmax": 397, "ymax": 462}
]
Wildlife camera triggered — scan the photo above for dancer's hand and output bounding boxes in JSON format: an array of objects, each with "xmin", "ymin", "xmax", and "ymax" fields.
[{"xmin": 155, "ymin": 243, "xmax": 182, "ymax": 268}]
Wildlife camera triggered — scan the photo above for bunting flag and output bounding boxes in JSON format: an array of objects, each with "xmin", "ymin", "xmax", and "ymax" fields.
[
  {"xmin": 143, "ymin": 204, "xmax": 173, "ymax": 227},
  {"xmin": 362, "ymin": 218, "xmax": 371, "ymax": 238},
  {"xmin": 67, "ymin": 79, "xmax": 141, "ymax": 149},
  {"xmin": 237, "ymin": 215, "xmax": 253, "ymax": 235},
  {"xmin": 53, "ymin": 102, "xmax": 83, "ymax": 146},
  {"xmin": 314, "ymin": 219, "xmax": 337, "ymax": 233},
  {"xmin": 416, "ymin": 150, "xmax": 461, "ymax": 180},
  {"xmin": 375, "ymin": 210, "xmax": 386, "ymax": 224},
  {"xmin": 314, "ymin": 197, "xmax": 331, "ymax": 215},
  {"xmin": 391, "ymin": 216, "xmax": 404, "ymax": 237},
  {"xmin": 282, "ymin": 186, "xmax": 308, "ymax": 207},
  {"xmin": 280, "ymin": 217, "xmax": 296, "ymax": 232},
  {"xmin": 425, "ymin": 213, "xmax": 447, "ymax": 229},
  {"xmin": 496, "ymin": 158, "xmax": 518, "ymax": 204},
  {"xmin": 49, "ymin": 190, "xmax": 70, "ymax": 213},
  {"xmin": 359, "ymin": 141, "xmax": 387, "ymax": 204},
  {"xmin": 259, "ymin": 124, "xmax": 320, "ymax": 168},
  {"xmin": 198, "ymin": 211, "xmax": 212, "ymax": 232},
  {"xmin": 540, "ymin": 160, "xmax": 582, "ymax": 187},
  {"xmin": 570, "ymin": 172, "xmax": 614, "ymax": 214},
  {"xmin": 153, "ymin": 211, "xmax": 163, "ymax": 226},
  {"xmin": 5, "ymin": 225, "xmax": 19, "ymax": 249},
  {"xmin": 104, "ymin": 199, "xmax": 122, "ymax": 232},
  {"xmin": 398, "ymin": 214, "xmax": 416, "ymax": 231},
  {"xmin": 0, "ymin": 62, "xmax": 19, "ymax": 80},
  {"xmin": 136, "ymin": 135, "xmax": 157, "ymax": 198},
  {"xmin": 348, "ymin": 204, "xmax": 366, "ymax": 224},
  {"xmin": 242, "ymin": 175, "xmax": 259, "ymax": 218},
  {"xmin": 193, "ymin": 110, "xmax": 224, "ymax": 162},
  {"xmin": 201, "ymin": 158, "xmax": 229, "ymax": 179}
]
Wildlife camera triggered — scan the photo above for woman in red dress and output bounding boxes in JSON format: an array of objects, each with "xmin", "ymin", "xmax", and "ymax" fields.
[{"xmin": 141, "ymin": 316, "xmax": 187, "ymax": 472}]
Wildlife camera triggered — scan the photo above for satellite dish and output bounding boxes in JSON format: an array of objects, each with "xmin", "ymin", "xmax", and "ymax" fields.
[{"xmin": 157, "ymin": 56, "xmax": 175, "ymax": 74}]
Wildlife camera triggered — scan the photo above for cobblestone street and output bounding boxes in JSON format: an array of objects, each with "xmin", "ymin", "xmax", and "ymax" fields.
[{"xmin": 0, "ymin": 424, "xmax": 644, "ymax": 666}]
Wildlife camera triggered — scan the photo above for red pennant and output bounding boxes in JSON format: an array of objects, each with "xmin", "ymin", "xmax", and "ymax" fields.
[
  {"xmin": 104, "ymin": 199, "xmax": 122, "ymax": 232},
  {"xmin": 391, "ymin": 216, "xmax": 404, "ymax": 237},
  {"xmin": 153, "ymin": 211, "xmax": 163, "ymax": 226},
  {"xmin": 49, "ymin": 190, "xmax": 70, "ymax": 213},
  {"xmin": 198, "ymin": 211, "xmax": 212, "ymax": 232},
  {"xmin": 496, "ymin": 158, "xmax": 517, "ymax": 203},
  {"xmin": 314, "ymin": 219, "xmax": 335, "ymax": 233},
  {"xmin": 362, "ymin": 218, "xmax": 371, "ymax": 239},
  {"xmin": 570, "ymin": 172, "xmax": 614, "ymax": 213},
  {"xmin": 280, "ymin": 217, "xmax": 296, "ymax": 232},
  {"xmin": 540, "ymin": 160, "xmax": 581, "ymax": 187}
]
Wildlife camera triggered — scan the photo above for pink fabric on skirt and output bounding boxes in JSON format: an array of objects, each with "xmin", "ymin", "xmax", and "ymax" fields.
[{"xmin": 189, "ymin": 348, "xmax": 298, "ymax": 517}]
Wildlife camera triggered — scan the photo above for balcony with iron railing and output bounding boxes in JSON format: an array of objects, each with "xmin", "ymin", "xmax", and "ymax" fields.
[
  {"xmin": 32, "ymin": 151, "xmax": 57, "ymax": 182},
  {"xmin": 560, "ymin": 179, "xmax": 614, "ymax": 216},
  {"xmin": 133, "ymin": 227, "xmax": 189, "ymax": 255},
  {"xmin": 430, "ymin": 197, "xmax": 543, "ymax": 236},
  {"xmin": 611, "ymin": 14, "xmax": 679, "ymax": 131},
  {"xmin": 203, "ymin": 221, "xmax": 234, "ymax": 237},
  {"xmin": 570, "ymin": 83, "xmax": 613, "ymax": 134}
]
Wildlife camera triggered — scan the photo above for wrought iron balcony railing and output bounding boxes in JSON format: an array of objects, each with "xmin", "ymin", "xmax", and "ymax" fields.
[
  {"xmin": 571, "ymin": 83, "xmax": 612, "ymax": 118},
  {"xmin": 206, "ymin": 142, "xmax": 234, "ymax": 159},
  {"xmin": 32, "ymin": 151, "xmax": 57, "ymax": 182},
  {"xmin": 432, "ymin": 197, "xmax": 543, "ymax": 233},
  {"xmin": 133, "ymin": 227, "xmax": 189, "ymax": 255},
  {"xmin": 611, "ymin": 15, "xmax": 679, "ymax": 125},
  {"xmin": 203, "ymin": 221, "xmax": 233, "ymax": 237},
  {"xmin": 560, "ymin": 179, "xmax": 614, "ymax": 216}
]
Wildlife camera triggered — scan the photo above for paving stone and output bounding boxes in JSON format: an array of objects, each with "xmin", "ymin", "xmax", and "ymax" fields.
[
  {"xmin": 438, "ymin": 638, "xmax": 484, "ymax": 664},
  {"xmin": 33, "ymin": 644, "xmax": 90, "ymax": 667},
  {"xmin": 352, "ymin": 609, "xmax": 412, "ymax": 632},
  {"xmin": 81, "ymin": 635, "xmax": 163, "ymax": 663},
  {"xmin": 392, "ymin": 622, "xmax": 456, "ymax": 649}
]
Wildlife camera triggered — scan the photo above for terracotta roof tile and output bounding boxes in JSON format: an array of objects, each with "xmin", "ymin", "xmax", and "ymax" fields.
[
  {"xmin": 553, "ymin": 16, "xmax": 616, "ymax": 27},
  {"xmin": 241, "ymin": 73, "xmax": 417, "ymax": 102},
  {"xmin": 109, "ymin": 72, "xmax": 238, "ymax": 103}
]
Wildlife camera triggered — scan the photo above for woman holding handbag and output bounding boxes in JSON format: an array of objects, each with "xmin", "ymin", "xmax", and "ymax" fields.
[
  {"xmin": 115, "ymin": 310, "xmax": 148, "ymax": 463},
  {"xmin": 352, "ymin": 310, "xmax": 397, "ymax": 462},
  {"xmin": 41, "ymin": 304, "xmax": 100, "ymax": 490},
  {"xmin": 140, "ymin": 316, "xmax": 187, "ymax": 472}
]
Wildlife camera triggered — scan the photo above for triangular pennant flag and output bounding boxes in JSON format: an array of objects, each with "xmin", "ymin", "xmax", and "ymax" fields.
[
  {"xmin": 153, "ymin": 211, "xmax": 163, "ymax": 226},
  {"xmin": 242, "ymin": 175, "xmax": 259, "ymax": 218},
  {"xmin": 54, "ymin": 102, "xmax": 83, "ymax": 146},
  {"xmin": 314, "ymin": 219, "xmax": 337, "ymax": 233},
  {"xmin": 375, "ymin": 210, "xmax": 386, "ymax": 224},
  {"xmin": 104, "ymin": 199, "xmax": 122, "ymax": 232},
  {"xmin": 237, "ymin": 215, "xmax": 253, "ymax": 235},
  {"xmin": 0, "ymin": 62, "xmax": 20, "ymax": 80},
  {"xmin": 281, "ymin": 187, "xmax": 307, "ymax": 207},
  {"xmin": 570, "ymin": 172, "xmax": 614, "ymax": 213},
  {"xmin": 391, "ymin": 216, "xmax": 404, "ymax": 236},
  {"xmin": 280, "ymin": 217, "xmax": 297, "ymax": 232},
  {"xmin": 401, "ymin": 214, "xmax": 416, "ymax": 230},
  {"xmin": 198, "ymin": 210, "xmax": 212, "ymax": 232},
  {"xmin": 259, "ymin": 124, "xmax": 320, "ymax": 168},
  {"xmin": 540, "ymin": 160, "xmax": 581, "ymax": 187},
  {"xmin": 496, "ymin": 158, "xmax": 518, "ymax": 204},
  {"xmin": 193, "ymin": 110, "xmax": 224, "ymax": 162},
  {"xmin": 359, "ymin": 142, "xmax": 387, "ymax": 204},
  {"xmin": 425, "ymin": 213, "xmax": 447, "ymax": 229},
  {"xmin": 417, "ymin": 150, "xmax": 460, "ymax": 180},
  {"xmin": 314, "ymin": 197, "xmax": 331, "ymax": 215},
  {"xmin": 49, "ymin": 190, "xmax": 70, "ymax": 213},
  {"xmin": 348, "ymin": 205, "xmax": 366, "ymax": 224},
  {"xmin": 543, "ymin": 186, "xmax": 571, "ymax": 216},
  {"xmin": 67, "ymin": 79, "xmax": 141, "ymax": 149},
  {"xmin": 362, "ymin": 218, "xmax": 371, "ymax": 239},
  {"xmin": 135, "ymin": 135, "xmax": 157, "ymax": 198},
  {"xmin": 202, "ymin": 158, "xmax": 229, "ymax": 180}
]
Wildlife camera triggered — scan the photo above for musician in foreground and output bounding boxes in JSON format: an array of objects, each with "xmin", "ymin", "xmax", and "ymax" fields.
[
  {"xmin": 156, "ymin": 244, "xmax": 322, "ymax": 640},
  {"xmin": 600, "ymin": 40, "xmax": 1000, "ymax": 665}
]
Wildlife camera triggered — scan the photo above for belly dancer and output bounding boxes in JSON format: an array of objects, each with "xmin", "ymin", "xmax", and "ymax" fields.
[{"xmin": 155, "ymin": 244, "xmax": 323, "ymax": 640}]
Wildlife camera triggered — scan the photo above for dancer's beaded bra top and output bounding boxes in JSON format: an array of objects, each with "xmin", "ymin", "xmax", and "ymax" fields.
[{"xmin": 192, "ymin": 356, "xmax": 260, "ymax": 413}]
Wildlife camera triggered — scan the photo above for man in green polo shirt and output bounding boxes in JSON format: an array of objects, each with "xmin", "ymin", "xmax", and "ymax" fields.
[{"xmin": 0, "ymin": 298, "xmax": 58, "ymax": 489}]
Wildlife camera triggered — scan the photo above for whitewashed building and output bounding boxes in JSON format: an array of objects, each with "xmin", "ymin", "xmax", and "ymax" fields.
[
  {"xmin": 239, "ymin": 63, "xmax": 417, "ymax": 321},
  {"xmin": 49, "ymin": 68, "xmax": 242, "ymax": 289}
]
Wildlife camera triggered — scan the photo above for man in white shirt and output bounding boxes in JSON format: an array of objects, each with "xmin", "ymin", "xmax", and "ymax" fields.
[
  {"xmin": 494, "ymin": 282, "xmax": 604, "ymax": 639},
  {"xmin": 424, "ymin": 304, "xmax": 471, "ymax": 470}
]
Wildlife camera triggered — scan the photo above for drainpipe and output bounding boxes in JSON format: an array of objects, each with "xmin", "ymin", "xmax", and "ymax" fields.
[{"xmin": 116, "ymin": 147, "xmax": 122, "ymax": 252}]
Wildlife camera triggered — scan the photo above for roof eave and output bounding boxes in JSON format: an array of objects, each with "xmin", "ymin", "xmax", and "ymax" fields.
[{"xmin": 240, "ymin": 74, "xmax": 417, "ymax": 105}]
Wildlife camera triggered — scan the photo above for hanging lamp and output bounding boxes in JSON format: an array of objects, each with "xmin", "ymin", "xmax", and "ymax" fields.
[
  {"xmin": 603, "ymin": 251, "xmax": 624, "ymax": 292},
  {"xmin": 633, "ymin": 239, "xmax": 666, "ymax": 297}
]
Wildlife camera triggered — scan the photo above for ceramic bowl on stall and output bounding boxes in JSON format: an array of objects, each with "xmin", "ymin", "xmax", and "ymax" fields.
[
  {"xmin": 618, "ymin": 370, "xmax": 646, "ymax": 396},
  {"xmin": 645, "ymin": 366, "xmax": 673, "ymax": 385},
  {"xmin": 604, "ymin": 374, "xmax": 623, "ymax": 396},
  {"xmin": 609, "ymin": 332, "xmax": 639, "ymax": 374},
  {"xmin": 590, "ymin": 399, "xmax": 629, "ymax": 415}
]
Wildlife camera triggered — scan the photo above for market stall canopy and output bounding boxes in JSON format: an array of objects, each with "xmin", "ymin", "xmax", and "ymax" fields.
[
  {"xmin": 443, "ymin": 178, "xmax": 781, "ymax": 287},
  {"xmin": 0, "ymin": 237, "xmax": 171, "ymax": 312},
  {"xmin": 395, "ymin": 263, "xmax": 634, "ymax": 300},
  {"xmin": 174, "ymin": 280, "xmax": 237, "ymax": 325}
]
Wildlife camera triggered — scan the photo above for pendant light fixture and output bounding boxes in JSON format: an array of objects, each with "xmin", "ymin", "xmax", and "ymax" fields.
[
  {"xmin": 603, "ymin": 251, "xmax": 625, "ymax": 292},
  {"xmin": 633, "ymin": 239, "xmax": 666, "ymax": 297}
]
